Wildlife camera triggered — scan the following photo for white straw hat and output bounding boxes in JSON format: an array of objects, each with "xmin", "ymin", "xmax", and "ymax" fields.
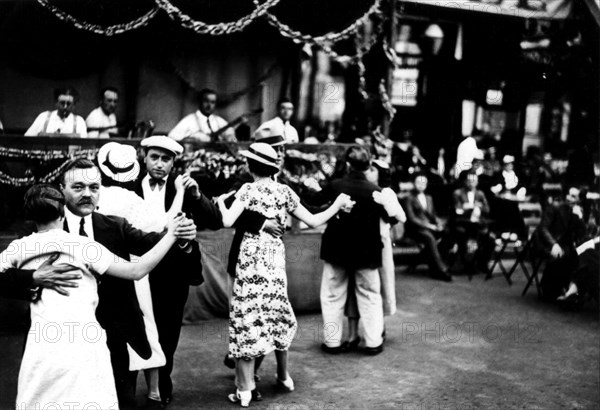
[
  {"xmin": 240, "ymin": 143, "xmax": 279, "ymax": 169},
  {"xmin": 97, "ymin": 142, "xmax": 140, "ymax": 183}
]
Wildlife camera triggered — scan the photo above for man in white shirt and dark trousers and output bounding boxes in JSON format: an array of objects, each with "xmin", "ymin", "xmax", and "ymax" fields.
[
  {"xmin": 25, "ymin": 87, "xmax": 87, "ymax": 138},
  {"xmin": 255, "ymin": 97, "xmax": 299, "ymax": 143},
  {"xmin": 168, "ymin": 88, "xmax": 235, "ymax": 142},
  {"xmin": 86, "ymin": 87, "xmax": 119, "ymax": 139},
  {"xmin": 134, "ymin": 136, "xmax": 224, "ymax": 406}
]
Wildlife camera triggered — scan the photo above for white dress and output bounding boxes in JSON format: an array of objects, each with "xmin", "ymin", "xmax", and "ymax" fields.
[
  {"xmin": 0, "ymin": 230, "xmax": 117, "ymax": 409},
  {"xmin": 98, "ymin": 185, "xmax": 167, "ymax": 371}
]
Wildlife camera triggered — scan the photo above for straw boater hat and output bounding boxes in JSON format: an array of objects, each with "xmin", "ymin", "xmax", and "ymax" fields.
[
  {"xmin": 97, "ymin": 142, "xmax": 140, "ymax": 183},
  {"xmin": 502, "ymin": 155, "xmax": 515, "ymax": 164},
  {"xmin": 253, "ymin": 126, "xmax": 286, "ymax": 147},
  {"xmin": 240, "ymin": 142, "xmax": 279, "ymax": 169},
  {"xmin": 140, "ymin": 135, "xmax": 184, "ymax": 157}
]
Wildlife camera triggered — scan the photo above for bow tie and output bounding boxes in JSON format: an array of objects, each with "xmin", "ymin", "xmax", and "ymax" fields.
[{"xmin": 149, "ymin": 178, "xmax": 166, "ymax": 191}]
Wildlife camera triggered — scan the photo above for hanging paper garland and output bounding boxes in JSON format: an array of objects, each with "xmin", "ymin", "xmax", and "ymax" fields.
[
  {"xmin": 0, "ymin": 147, "xmax": 98, "ymax": 186},
  {"xmin": 36, "ymin": 0, "xmax": 159, "ymax": 36},
  {"xmin": 155, "ymin": 0, "xmax": 280, "ymax": 35},
  {"xmin": 261, "ymin": 0, "xmax": 382, "ymax": 48}
]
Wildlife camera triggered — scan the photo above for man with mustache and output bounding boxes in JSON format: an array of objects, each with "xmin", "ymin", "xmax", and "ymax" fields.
[
  {"xmin": 2, "ymin": 158, "xmax": 201, "ymax": 409},
  {"xmin": 25, "ymin": 87, "xmax": 87, "ymax": 138}
]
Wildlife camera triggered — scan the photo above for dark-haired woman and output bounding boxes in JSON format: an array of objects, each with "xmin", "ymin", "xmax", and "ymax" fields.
[
  {"xmin": 0, "ymin": 183, "xmax": 184, "ymax": 409},
  {"xmin": 217, "ymin": 143, "xmax": 353, "ymax": 407}
]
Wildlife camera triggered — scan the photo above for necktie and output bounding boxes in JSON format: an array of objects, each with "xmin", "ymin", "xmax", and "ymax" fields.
[
  {"xmin": 79, "ymin": 218, "xmax": 88, "ymax": 237},
  {"xmin": 206, "ymin": 117, "xmax": 214, "ymax": 134},
  {"xmin": 283, "ymin": 122, "xmax": 288, "ymax": 140},
  {"xmin": 149, "ymin": 178, "xmax": 165, "ymax": 191}
]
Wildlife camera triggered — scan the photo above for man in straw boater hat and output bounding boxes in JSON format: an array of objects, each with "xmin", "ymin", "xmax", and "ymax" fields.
[{"xmin": 135, "ymin": 135, "xmax": 223, "ymax": 406}]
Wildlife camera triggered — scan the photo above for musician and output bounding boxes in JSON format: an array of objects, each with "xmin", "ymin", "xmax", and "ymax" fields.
[
  {"xmin": 254, "ymin": 98, "xmax": 299, "ymax": 143},
  {"xmin": 25, "ymin": 87, "xmax": 87, "ymax": 138},
  {"xmin": 86, "ymin": 87, "xmax": 119, "ymax": 139},
  {"xmin": 168, "ymin": 88, "xmax": 235, "ymax": 142}
]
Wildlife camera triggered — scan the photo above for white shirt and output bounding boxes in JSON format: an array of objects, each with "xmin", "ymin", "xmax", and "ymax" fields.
[
  {"xmin": 25, "ymin": 110, "xmax": 87, "ymax": 138},
  {"xmin": 502, "ymin": 170, "xmax": 519, "ymax": 190},
  {"xmin": 86, "ymin": 107, "xmax": 117, "ymax": 139},
  {"xmin": 168, "ymin": 110, "xmax": 233, "ymax": 142},
  {"xmin": 142, "ymin": 174, "xmax": 168, "ymax": 215},
  {"xmin": 255, "ymin": 117, "xmax": 299, "ymax": 143},
  {"xmin": 417, "ymin": 193, "xmax": 428, "ymax": 210},
  {"xmin": 467, "ymin": 191, "xmax": 475, "ymax": 207},
  {"xmin": 64, "ymin": 207, "xmax": 95, "ymax": 241},
  {"xmin": 455, "ymin": 136, "xmax": 478, "ymax": 173}
]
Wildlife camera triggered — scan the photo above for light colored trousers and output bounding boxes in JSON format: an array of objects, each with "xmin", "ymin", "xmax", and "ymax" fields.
[{"xmin": 321, "ymin": 262, "xmax": 384, "ymax": 348}]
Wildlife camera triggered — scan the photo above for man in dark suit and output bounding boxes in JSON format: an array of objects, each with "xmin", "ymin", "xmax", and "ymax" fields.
[
  {"xmin": 137, "ymin": 136, "xmax": 223, "ymax": 405},
  {"xmin": 452, "ymin": 170, "xmax": 495, "ymax": 274},
  {"xmin": 536, "ymin": 187, "xmax": 587, "ymax": 299},
  {"xmin": 2, "ymin": 158, "xmax": 200, "ymax": 409},
  {"xmin": 317, "ymin": 146, "xmax": 402, "ymax": 355},
  {"xmin": 404, "ymin": 173, "xmax": 451, "ymax": 281}
]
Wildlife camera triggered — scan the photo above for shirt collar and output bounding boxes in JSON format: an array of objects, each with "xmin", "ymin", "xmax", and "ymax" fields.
[
  {"xmin": 64, "ymin": 207, "xmax": 94, "ymax": 236},
  {"xmin": 196, "ymin": 110, "xmax": 212, "ymax": 121}
]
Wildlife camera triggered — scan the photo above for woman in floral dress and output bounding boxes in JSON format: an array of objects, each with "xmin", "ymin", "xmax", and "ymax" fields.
[{"xmin": 217, "ymin": 143, "xmax": 353, "ymax": 407}]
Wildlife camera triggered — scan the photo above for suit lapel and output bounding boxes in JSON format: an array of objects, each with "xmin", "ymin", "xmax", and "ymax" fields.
[
  {"xmin": 165, "ymin": 177, "xmax": 176, "ymax": 210},
  {"xmin": 92, "ymin": 212, "xmax": 111, "ymax": 248}
]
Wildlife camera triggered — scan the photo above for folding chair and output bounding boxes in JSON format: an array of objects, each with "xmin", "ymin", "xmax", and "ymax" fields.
[
  {"xmin": 487, "ymin": 202, "xmax": 543, "ymax": 286},
  {"xmin": 502, "ymin": 202, "xmax": 548, "ymax": 296}
]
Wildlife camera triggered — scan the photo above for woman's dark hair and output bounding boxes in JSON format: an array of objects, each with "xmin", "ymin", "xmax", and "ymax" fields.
[
  {"xmin": 247, "ymin": 158, "xmax": 278, "ymax": 177},
  {"xmin": 24, "ymin": 184, "xmax": 65, "ymax": 224}
]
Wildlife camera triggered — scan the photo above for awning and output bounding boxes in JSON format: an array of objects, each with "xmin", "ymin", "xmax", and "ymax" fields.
[{"xmin": 400, "ymin": 0, "xmax": 573, "ymax": 20}]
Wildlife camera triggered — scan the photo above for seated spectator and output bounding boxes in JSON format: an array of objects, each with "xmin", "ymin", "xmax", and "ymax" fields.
[
  {"xmin": 491, "ymin": 155, "xmax": 525, "ymax": 197},
  {"xmin": 451, "ymin": 170, "xmax": 495, "ymax": 274},
  {"xmin": 557, "ymin": 237, "xmax": 599, "ymax": 304},
  {"xmin": 25, "ymin": 87, "xmax": 87, "ymax": 138},
  {"xmin": 536, "ymin": 187, "xmax": 587, "ymax": 299},
  {"xmin": 403, "ymin": 173, "xmax": 452, "ymax": 282}
]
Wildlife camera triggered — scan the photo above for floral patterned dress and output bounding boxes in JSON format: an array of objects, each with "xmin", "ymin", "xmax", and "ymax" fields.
[{"xmin": 229, "ymin": 179, "xmax": 300, "ymax": 359}]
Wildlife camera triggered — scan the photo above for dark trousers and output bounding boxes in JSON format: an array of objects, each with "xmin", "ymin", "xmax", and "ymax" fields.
[
  {"xmin": 105, "ymin": 327, "xmax": 138, "ymax": 410},
  {"xmin": 150, "ymin": 280, "xmax": 190, "ymax": 400},
  {"xmin": 572, "ymin": 248, "xmax": 599, "ymax": 300},
  {"xmin": 452, "ymin": 219, "xmax": 495, "ymax": 272},
  {"xmin": 539, "ymin": 250, "xmax": 578, "ymax": 299},
  {"xmin": 406, "ymin": 228, "xmax": 448, "ymax": 273}
]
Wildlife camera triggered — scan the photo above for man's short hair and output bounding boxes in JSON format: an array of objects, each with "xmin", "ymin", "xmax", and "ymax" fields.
[
  {"xmin": 60, "ymin": 158, "xmax": 97, "ymax": 184},
  {"xmin": 414, "ymin": 172, "xmax": 428, "ymax": 182},
  {"xmin": 54, "ymin": 87, "xmax": 79, "ymax": 102},
  {"xmin": 199, "ymin": 88, "xmax": 217, "ymax": 100},
  {"xmin": 278, "ymin": 97, "xmax": 293, "ymax": 107},
  {"xmin": 345, "ymin": 146, "xmax": 371, "ymax": 172},
  {"xmin": 100, "ymin": 87, "xmax": 119, "ymax": 99}
]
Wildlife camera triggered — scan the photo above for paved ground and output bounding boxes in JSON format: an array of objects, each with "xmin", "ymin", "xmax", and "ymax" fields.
[{"xmin": 1, "ymin": 265, "xmax": 598, "ymax": 409}]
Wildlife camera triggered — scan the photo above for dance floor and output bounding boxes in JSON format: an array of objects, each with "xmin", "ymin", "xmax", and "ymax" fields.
[{"xmin": 1, "ymin": 265, "xmax": 598, "ymax": 409}]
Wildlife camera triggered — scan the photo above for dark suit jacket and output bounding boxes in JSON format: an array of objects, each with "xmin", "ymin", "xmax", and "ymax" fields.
[
  {"xmin": 0, "ymin": 269, "xmax": 36, "ymax": 300},
  {"xmin": 404, "ymin": 192, "xmax": 438, "ymax": 233},
  {"xmin": 452, "ymin": 188, "xmax": 490, "ymax": 218},
  {"xmin": 536, "ymin": 203, "xmax": 586, "ymax": 254},
  {"xmin": 134, "ymin": 174, "xmax": 223, "ymax": 286},
  {"xmin": 317, "ymin": 171, "xmax": 389, "ymax": 270}
]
